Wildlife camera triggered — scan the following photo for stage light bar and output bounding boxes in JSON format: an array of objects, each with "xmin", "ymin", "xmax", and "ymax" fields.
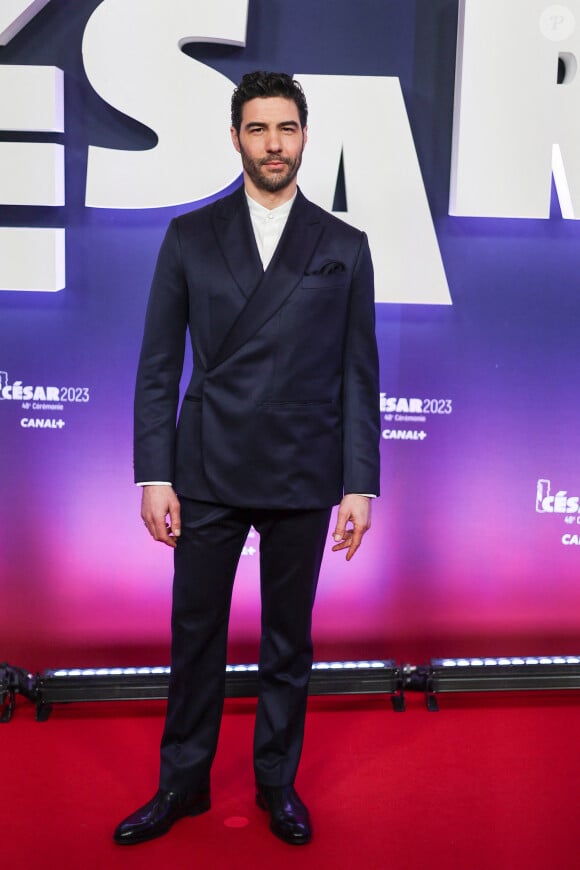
[
  {"xmin": 34, "ymin": 660, "xmax": 400, "ymax": 720},
  {"xmin": 427, "ymin": 655, "xmax": 580, "ymax": 709},
  {"xmin": 311, "ymin": 660, "xmax": 399, "ymax": 696}
]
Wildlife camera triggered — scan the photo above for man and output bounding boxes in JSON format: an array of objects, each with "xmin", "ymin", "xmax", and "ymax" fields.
[{"xmin": 114, "ymin": 71, "xmax": 380, "ymax": 847}]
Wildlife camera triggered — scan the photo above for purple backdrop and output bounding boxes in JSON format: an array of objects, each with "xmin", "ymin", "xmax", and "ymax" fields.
[{"xmin": 1, "ymin": 0, "xmax": 579, "ymax": 668}]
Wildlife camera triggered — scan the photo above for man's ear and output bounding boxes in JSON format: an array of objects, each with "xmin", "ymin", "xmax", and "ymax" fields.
[
  {"xmin": 230, "ymin": 126, "xmax": 241, "ymax": 153},
  {"xmin": 302, "ymin": 126, "xmax": 308, "ymax": 148}
]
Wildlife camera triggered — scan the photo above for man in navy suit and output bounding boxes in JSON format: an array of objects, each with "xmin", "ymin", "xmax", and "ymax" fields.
[{"xmin": 114, "ymin": 71, "xmax": 380, "ymax": 847}]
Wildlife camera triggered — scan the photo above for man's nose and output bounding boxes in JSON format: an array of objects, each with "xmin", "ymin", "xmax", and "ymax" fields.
[{"xmin": 265, "ymin": 132, "xmax": 282, "ymax": 152}]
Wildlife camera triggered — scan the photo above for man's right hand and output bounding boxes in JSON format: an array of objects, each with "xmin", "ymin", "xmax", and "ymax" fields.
[{"xmin": 141, "ymin": 485, "xmax": 181, "ymax": 548}]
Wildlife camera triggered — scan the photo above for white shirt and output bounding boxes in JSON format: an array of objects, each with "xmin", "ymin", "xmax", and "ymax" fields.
[{"xmin": 245, "ymin": 190, "xmax": 295, "ymax": 269}]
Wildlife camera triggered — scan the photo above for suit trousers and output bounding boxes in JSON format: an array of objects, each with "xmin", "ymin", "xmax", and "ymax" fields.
[{"xmin": 159, "ymin": 497, "xmax": 332, "ymax": 793}]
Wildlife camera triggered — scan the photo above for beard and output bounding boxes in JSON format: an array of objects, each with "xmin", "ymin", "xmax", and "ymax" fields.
[{"xmin": 238, "ymin": 142, "xmax": 303, "ymax": 193}]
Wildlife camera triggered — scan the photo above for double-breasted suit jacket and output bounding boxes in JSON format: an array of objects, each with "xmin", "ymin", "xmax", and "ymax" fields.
[{"xmin": 134, "ymin": 186, "xmax": 380, "ymax": 507}]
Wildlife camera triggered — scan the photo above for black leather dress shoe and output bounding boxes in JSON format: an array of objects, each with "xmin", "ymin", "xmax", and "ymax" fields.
[
  {"xmin": 256, "ymin": 783, "xmax": 312, "ymax": 845},
  {"xmin": 113, "ymin": 788, "xmax": 210, "ymax": 845}
]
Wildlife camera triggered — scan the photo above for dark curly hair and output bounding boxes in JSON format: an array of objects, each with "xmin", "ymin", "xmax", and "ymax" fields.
[{"xmin": 231, "ymin": 71, "xmax": 308, "ymax": 133}]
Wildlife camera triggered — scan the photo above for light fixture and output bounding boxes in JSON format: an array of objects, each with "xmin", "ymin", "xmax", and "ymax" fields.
[
  {"xmin": 34, "ymin": 659, "xmax": 401, "ymax": 720},
  {"xmin": 426, "ymin": 655, "xmax": 580, "ymax": 710}
]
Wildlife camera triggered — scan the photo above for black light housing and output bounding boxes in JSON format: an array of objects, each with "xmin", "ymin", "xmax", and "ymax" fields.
[
  {"xmin": 0, "ymin": 664, "xmax": 35, "ymax": 723},
  {"xmin": 6, "ymin": 654, "xmax": 580, "ymax": 720},
  {"xmin": 426, "ymin": 655, "xmax": 580, "ymax": 710},
  {"xmin": 33, "ymin": 659, "xmax": 401, "ymax": 720}
]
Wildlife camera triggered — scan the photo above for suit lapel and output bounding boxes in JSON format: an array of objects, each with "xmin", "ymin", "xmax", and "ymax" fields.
[
  {"xmin": 209, "ymin": 189, "xmax": 323, "ymax": 371},
  {"xmin": 212, "ymin": 185, "xmax": 263, "ymax": 301}
]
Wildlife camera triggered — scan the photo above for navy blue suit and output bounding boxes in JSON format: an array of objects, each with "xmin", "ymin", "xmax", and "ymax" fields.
[{"xmin": 134, "ymin": 186, "xmax": 380, "ymax": 791}]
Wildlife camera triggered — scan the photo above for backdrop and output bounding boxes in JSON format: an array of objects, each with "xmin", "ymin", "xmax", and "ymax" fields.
[{"xmin": 1, "ymin": 0, "xmax": 579, "ymax": 668}]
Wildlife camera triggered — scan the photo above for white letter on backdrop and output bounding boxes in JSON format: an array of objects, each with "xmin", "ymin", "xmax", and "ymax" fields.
[
  {"xmin": 0, "ymin": 65, "xmax": 64, "ymax": 291},
  {"xmin": 83, "ymin": 0, "xmax": 248, "ymax": 209},
  {"xmin": 298, "ymin": 75, "xmax": 451, "ymax": 305},
  {"xmin": 451, "ymin": 0, "xmax": 580, "ymax": 218},
  {"xmin": 0, "ymin": 228, "xmax": 65, "ymax": 292},
  {"xmin": 0, "ymin": 0, "xmax": 52, "ymax": 45}
]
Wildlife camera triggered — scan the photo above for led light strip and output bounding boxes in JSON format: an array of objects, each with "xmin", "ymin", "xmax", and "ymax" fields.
[
  {"xmin": 49, "ymin": 660, "xmax": 390, "ymax": 679},
  {"xmin": 435, "ymin": 656, "xmax": 580, "ymax": 669}
]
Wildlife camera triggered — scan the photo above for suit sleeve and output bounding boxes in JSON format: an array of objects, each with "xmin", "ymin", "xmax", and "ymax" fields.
[
  {"xmin": 133, "ymin": 220, "xmax": 188, "ymax": 484},
  {"xmin": 342, "ymin": 232, "xmax": 381, "ymax": 496}
]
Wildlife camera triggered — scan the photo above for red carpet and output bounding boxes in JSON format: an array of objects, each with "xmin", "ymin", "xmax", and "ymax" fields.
[{"xmin": 2, "ymin": 692, "xmax": 579, "ymax": 869}]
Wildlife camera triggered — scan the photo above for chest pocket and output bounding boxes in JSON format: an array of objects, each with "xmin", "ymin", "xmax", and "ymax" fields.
[{"xmin": 300, "ymin": 274, "xmax": 349, "ymax": 291}]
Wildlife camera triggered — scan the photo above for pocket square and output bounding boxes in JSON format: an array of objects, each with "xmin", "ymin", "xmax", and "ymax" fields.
[{"xmin": 305, "ymin": 260, "xmax": 346, "ymax": 276}]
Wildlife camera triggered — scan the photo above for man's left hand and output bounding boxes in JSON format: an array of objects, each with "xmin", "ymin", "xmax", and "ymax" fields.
[{"xmin": 331, "ymin": 494, "xmax": 372, "ymax": 561}]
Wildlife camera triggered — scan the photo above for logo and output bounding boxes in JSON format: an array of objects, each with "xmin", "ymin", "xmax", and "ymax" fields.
[
  {"xmin": 379, "ymin": 392, "xmax": 452, "ymax": 444},
  {"xmin": 382, "ymin": 429, "xmax": 427, "ymax": 441},
  {"xmin": 21, "ymin": 417, "xmax": 65, "ymax": 429},
  {"xmin": 0, "ymin": 370, "xmax": 62, "ymax": 404},
  {"xmin": 535, "ymin": 479, "xmax": 580, "ymax": 514},
  {"xmin": 0, "ymin": 369, "xmax": 89, "ymax": 407},
  {"xmin": 1, "ymin": 368, "xmax": 90, "ymax": 431},
  {"xmin": 536, "ymin": 479, "xmax": 580, "ymax": 547},
  {"xmin": 1, "ymin": 1, "xmax": 451, "ymax": 303},
  {"xmin": 539, "ymin": 5, "xmax": 576, "ymax": 41},
  {"xmin": 380, "ymin": 393, "xmax": 453, "ymax": 420}
]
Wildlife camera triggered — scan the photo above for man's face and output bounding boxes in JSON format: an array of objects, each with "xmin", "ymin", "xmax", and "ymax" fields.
[{"xmin": 231, "ymin": 97, "xmax": 307, "ymax": 194}]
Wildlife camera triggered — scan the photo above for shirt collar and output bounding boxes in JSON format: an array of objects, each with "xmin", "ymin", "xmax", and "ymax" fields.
[{"xmin": 245, "ymin": 189, "xmax": 296, "ymax": 221}]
